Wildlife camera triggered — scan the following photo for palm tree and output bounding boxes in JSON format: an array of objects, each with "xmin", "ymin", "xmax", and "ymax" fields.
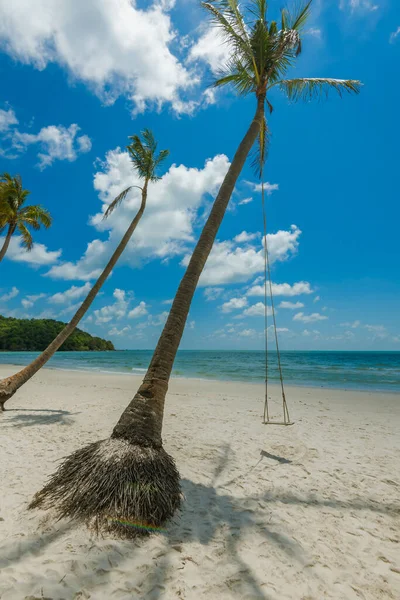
[
  {"xmin": 29, "ymin": 0, "xmax": 360, "ymax": 537},
  {"xmin": 0, "ymin": 130, "xmax": 169, "ymax": 411},
  {"xmin": 0, "ymin": 173, "xmax": 52, "ymax": 262}
]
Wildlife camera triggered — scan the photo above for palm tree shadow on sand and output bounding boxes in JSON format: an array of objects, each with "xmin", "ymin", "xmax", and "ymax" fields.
[
  {"xmin": 1, "ymin": 444, "xmax": 398, "ymax": 599},
  {"xmin": 1, "ymin": 408, "xmax": 76, "ymax": 428}
]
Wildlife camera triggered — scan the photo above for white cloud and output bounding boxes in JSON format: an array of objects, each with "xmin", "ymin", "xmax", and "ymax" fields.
[
  {"xmin": 293, "ymin": 312, "xmax": 328, "ymax": 323},
  {"xmin": 108, "ymin": 325, "xmax": 131, "ymax": 336},
  {"xmin": 306, "ymin": 28, "xmax": 322, "ymax": 39},
  {"xmin": 233, "ymin": 231, "xmax": 259, "ymax": 244},
  {"xmin": 188, "ymin": 320, "xmax": 195, "ymax": 329},
  {"xmin": 221, "ymin": 297, "xmax": 247, "ymax": 313},
  {"xmin": 243, "ymin": 302, "xmax": 273, "ymax": 317},
  {"xmin": 340, "ymin": 320, "xmax": 360, "ymax": 328},
  {"xmin": 0, "ymin": 107, "xmax": 18, "ymax": 132},
  {"xmin": 188, "ymin": 27, "xmax": 231, "ymax": 74},
  {"xmin": 390, "ymin": 27, "xmax": 400, "ymax": 43},
  {"xmin": 128, "ymin": 301, "xmax": 148, "ymax": 319},
  {"xmin": 313, "ymin": 295, "xmax": 320, "ymax": 303},
  {"xmin": 162, "ymin": 299, "xmax": 173, "ymax": 305},
  {"xmin": 21, "ymin": 292, "xmax": 47, "ymax": 309},
  {"xmin": 204, "ymin": 287, "xmax": 224, "ymax": 301},
  {"xmin": 279, "ymin": 301, "xmax": 304, "ymax": 310},
  {"xmin": 248, "ymin": 280, "xmax": 312, "ymax": 297},
  {"xmin": 148, "ymin": 311, "xmax": 169, "ymax": 327},
  {"xmin": 48, "ymin": 283, "xmax": 91, "ymax": 305},
  {"xmin": 0, "ymin": 235, "xmax": 62, "ymax": 266},
  {"xmin": 0, "ymin": 0, "xmax": 194, "ymax": 114},
  {"xmin": 238, "ymin": 328, "xmax": 257, "ymax": 338},
  {"xmin": 340, "ymin": 0, "xmax": 378, "ymax": 12},
  {"xmin": 0, "ymin": 286, "xmax": 19, "ymax": 301},
  {"xmin": 267, "ymin": 325, "xmax": 289, "ymax": 333},
  {"xmin": 252, "ymin": 182, "xmax": 279, "ymax": 195},
  {"xmin": 302, "ymin": 329, "xmax": 321, "ymax": 337},
  {"xmin": 365, "ymin": 324, "xmax": 386, "ymax": 332},
  {"xmin": 194, "ymin": 225, "xmax": 301, "ymax": 286},
  {"xmin": 13, "ymin": 123, "xmax": 91, "ymax": 169},
  {"xmin": 93, "ymin": 288, "xmax": 129, "ymax": 324},
  {"xmin": 238, "ymin": 197, "xmax": 253, "ymax": 206},
  {"xmin": 47, "ymin": 150, "xmax": 229, "ymax": 281}
]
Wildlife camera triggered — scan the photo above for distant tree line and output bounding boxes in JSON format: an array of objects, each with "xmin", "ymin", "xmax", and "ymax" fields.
[{"xmin": 0, "ymin": 315, "xmax": 114, "ymax": 351}]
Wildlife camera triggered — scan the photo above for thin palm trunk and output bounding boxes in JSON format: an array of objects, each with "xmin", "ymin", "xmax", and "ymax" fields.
[
  {"xmin": 0, "ymin": 184, "xmax": 148, "ymax": 411},
  {"xmin": 112, "ymin": 95, "xmax": 265, "ymax": 447},
  {"xmin": 0, "ymin": 224, "xmax": 15, "ymax": 262}
]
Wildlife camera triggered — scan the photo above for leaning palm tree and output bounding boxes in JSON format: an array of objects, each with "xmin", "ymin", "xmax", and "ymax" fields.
[
  {"xmin": 0, "ymin": 173, "xmax": 52, "ymax": 262},
  {"xmin": 0, "ymin": 130, "xmax": 169, "ymax": 411},
  {"xmin": 29, "ymin": 0, "xmax": 360, "ymax": 537}
]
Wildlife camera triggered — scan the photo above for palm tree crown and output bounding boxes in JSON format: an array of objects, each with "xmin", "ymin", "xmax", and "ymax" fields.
[
  {"xmin": 0, "ymin": 173, "xmax": 52, "ymax": 251},
  {"xmin": 104, "ymin": 129, "xmax": 169, "ymax": 219},
  {"xmin": 204, "ymin": 0, "xmax": 361, "ymax": 169}
]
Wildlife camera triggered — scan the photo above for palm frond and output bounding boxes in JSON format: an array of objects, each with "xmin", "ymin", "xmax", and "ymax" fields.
[
  {"xmin": 20, "ymin": 205, "xmax": 52, "ymax": 228},
  {"xmin": 214, "ymin": 58, "xmax": 256, "ymax": 95},
  {"xmin": 201, "ymin": 3, "xmax": 254, "ymax": 65},
  {"xmin": 282, "ymin": 1, "xmax": 312, "ymax": 32},
  {"xmin": 276, "ymin": 77, "xmax": 362, "ymax": 101},
  {"xmin": 17, "ymin": 222, "xmax": 33, "ymax": 251},
  {"xmin": 103, "ymin": 186, "xmax": 136, "ymax": 220}
]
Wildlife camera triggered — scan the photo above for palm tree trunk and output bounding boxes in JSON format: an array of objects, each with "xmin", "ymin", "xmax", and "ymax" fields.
[
  {"xmin": 0, "ymin": 185, "xmax": 148, "ymax": 411},
  {"xmin": 112, "ymin": 95, "xmax": 266, "ymax": 447},
  {"xmin": 0, "ymin": 224, "xmax": 15, "ymax": 263}
]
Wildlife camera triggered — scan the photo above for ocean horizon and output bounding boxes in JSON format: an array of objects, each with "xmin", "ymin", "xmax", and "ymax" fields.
[{"xmin": 1, "ymin": 350, "xmax": 400, "ymax": 393}]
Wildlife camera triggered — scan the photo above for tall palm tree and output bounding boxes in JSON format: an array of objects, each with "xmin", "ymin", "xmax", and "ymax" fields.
[
  {"xmin": 30, "ymin": 0, "xmax": 360, "ymax": 536},
  {"xmin": 0, "ymin": 173, "xmax": 52, "ymax": 262},
  {"xmin": 0, "ymin": 130, "xmax": 169, "ymax": 411}
]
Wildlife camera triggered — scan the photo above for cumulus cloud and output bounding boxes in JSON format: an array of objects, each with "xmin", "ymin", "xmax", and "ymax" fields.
[
  {"xmin": 93, "ymin": 288, "xmax": 129, "ymax": 324},
  {"xmin": 204, "ymin": 287, "xmax": 224, "ymax": 301},
  {"xmin": 238, "ymin": 328, "xmax": 257, "ymax": 338},
  {"xmin": 48, "ymin": 283, "xmax": 91, "ymax": 304},
  {"xmin": 340, "ymin": 320, "xmax": 360, "ymax": 328},
  {"xmin": 242, "ymin": 302, "xmax": 273, "ymax": 317},
  {"xmin": 233, "ymin": 231, "xmax": 259, "ymax": 244},
  {"xmin": 252, "ymin": 182, "xmax": 279, "ymax": 195},
  {"xmin": 47, "ymin": 150, "xmax": 229, "ymax": 281},
  {"xmin": 128, "ymin": 301, "xmax": 148, "ymax": 319},
  {"xmin": 0, "ymin": 236, "xmax": 62, "ymax": 266},
  {"xmin": 188, "ymin": 27, "xmax": 231, "ymax": 74},
  {"xmin": 293, "ymin": 312, "xmax": 328, "ymax": 323},
  {"xmin": 0, "ymin": 0, "xmax": 195, "ymax": 113},
  {"xmin": 13, "ymin": 124, "xmax": 91, "ymax": 169},
  {"xmin": 0, "ymin": 107, "xmax": 18, "ymax": 132},
  {"xmin": 108, "ymin": 325, "xmax": 131, "ymax": 336},
  {"xmin": 191, "ymin": 225, "xmax": 301, "ymax": 287},
  {"xmin": 279, "ymin": 301, "xmax": 304, "ymax": 310},
  {"xmin": 248, "ymin": 280, "xmax": 312, "ymax": 297},
  {"xmin": 221, "ymin": 297, "xmax": 248, "ymax": 313},
  {"xmin": 20, "ymin": 292, "xmax": 47, "ymax": 309},
  {"xmin": 0, "ymin": 286, "xmax": 19, "ymax": 302}
]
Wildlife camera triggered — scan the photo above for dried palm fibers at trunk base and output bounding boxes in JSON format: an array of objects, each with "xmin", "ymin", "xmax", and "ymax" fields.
[{"xmin": 29, "ymin": 438, "xmax": 181, "ymax": 538}]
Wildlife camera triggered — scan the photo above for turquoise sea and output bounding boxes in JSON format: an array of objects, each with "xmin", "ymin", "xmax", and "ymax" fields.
[{"xmin": 1, "ymin": 350, "xmax": 400, "ymax": 392}]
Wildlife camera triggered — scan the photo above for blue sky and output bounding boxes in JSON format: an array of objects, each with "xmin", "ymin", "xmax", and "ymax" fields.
[{"xmin": 0, "ymin": 0, "xmax": 399, "ymax": 351}]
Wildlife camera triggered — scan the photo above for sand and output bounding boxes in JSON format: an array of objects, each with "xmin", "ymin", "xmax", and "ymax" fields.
[{"xmin": 0, "ymin": 364, "xmax": 399, "ymax": 600}]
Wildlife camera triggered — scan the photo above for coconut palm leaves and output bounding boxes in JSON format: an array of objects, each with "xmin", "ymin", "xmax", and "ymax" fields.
[
  {"xmin": 104, "ymin": 129, "xmax": 169, "ymax": 219},
  {"xmin": 0, "ymin": 173, "xmax": 52, "ymax": 260},
  {"xmin": 203, "ymin": 0, "xmax": 361, "ymax": 173}
]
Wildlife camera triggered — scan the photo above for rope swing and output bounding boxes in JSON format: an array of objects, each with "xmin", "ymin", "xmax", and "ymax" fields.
[{"xmin": 260, "ymin": 175, "xmax": 293, "ymax": 426}]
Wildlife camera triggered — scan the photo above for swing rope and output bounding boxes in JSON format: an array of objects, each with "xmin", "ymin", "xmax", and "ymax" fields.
[{"xmin": 261, "ymin": 172, "xmax": 291, "ymax": 425}]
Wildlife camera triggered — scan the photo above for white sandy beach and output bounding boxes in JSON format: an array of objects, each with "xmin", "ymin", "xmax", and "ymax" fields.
[{"xmin": 0, "ymin": 365, "xmax": 399, "ymax": 600}]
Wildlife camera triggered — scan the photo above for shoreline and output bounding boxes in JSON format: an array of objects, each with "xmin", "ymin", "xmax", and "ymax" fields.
[{"xmin": 1, "ymin": 361, "xmax": 400, "ymax": 395}]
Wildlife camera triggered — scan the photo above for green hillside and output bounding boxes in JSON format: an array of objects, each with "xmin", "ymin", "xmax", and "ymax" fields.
[{"xmin": 0, "ymin": 315, "xmax": 114, "ymax": 351}]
